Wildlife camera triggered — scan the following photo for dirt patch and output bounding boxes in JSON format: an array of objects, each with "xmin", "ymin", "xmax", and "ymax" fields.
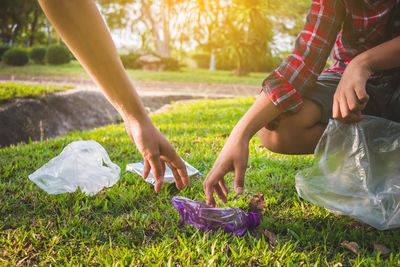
[
  {"xmin": 0, "ymin": 89, "xmax": 226, "ymax": 148},
  {"xmin": 0, "ymin": 76, "xmax": 261, "ymax": 96}
]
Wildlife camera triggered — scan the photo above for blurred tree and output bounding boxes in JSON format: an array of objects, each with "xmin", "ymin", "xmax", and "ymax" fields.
[
  {"xmin": 185, "ymin": 0, "xmax": 310, "ymax": 75},
  {"xmin": 95, "ymin": 0, "xmax": 311, "ymax": 73},
  {"xmin": 97, "ymin": 0, "xmax": 186, "ymax": 57},
  {"xmin": 270, "ymin": 0, "xmax": 311, "ymax": 36},
  {"xmin": 217, "ymin": 0, "xmax": 273, "ymax": 75},
  {"xmin": 0, "ymin": 0, "xmax": 47, "ymax": 46},
  {"xmin": 182, "ymin": 0, "xmax": 224, "ymax": 69}
]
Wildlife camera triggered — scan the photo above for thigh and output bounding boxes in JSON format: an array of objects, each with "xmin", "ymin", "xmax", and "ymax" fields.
[{"xmin": 301, "ymin": 72, "xmax": 340, "ymax": 124}]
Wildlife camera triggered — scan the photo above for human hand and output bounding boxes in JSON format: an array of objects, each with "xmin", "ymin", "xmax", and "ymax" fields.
[
  {"xmin": 203, "ymin": 134, "xmax": 249, "ymax": 207},
  {"xmin": 124, "ymin": 118, "xmax": 189, "ymax": 192},
  {"xmin": 332, "ymin": 58, "xmax": 373, "ymax": 123}
]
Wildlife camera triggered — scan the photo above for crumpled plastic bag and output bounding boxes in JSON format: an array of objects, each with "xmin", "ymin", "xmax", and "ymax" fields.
[
  {"xmin": 296, "ymin": 116, "xmax": 400, "ymax": 230},
  {"xmin": 29, "ymin": 140, "xmax": 120, "ymax": 195}
]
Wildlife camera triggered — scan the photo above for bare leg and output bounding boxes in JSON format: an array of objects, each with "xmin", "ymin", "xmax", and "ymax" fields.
[{"xmin": 257, "ymin": 99, "xmax": 326, "ymax": 155}]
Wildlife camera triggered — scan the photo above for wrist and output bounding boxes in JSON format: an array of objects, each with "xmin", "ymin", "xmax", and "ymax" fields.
[
  {"xmin": 122, "ymin": 110, "xmax": 152, "ymax": 134},
  {"xmin": 230, "ymin": 124, "xmax": 253, "ymax": 143},
  {"xmin": 352, "ymin": 53, "xmax": 374, "ymax": 76}
]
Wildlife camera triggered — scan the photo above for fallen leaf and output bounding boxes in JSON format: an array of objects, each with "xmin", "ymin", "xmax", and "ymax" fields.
[
  {"xmin": 249, "ymin": 193, "xmax": 265, "ymax": 215},
  {"xmin": 341, "ymin": 241, "xmax": 360, "ymax": 254},
  {"xmin": 263, "ymin": 229, "xmax": 278, "ymax": 246},
  {"xmin": 374, "ymin": 244, "xmax": 391, "ymax": 255}
]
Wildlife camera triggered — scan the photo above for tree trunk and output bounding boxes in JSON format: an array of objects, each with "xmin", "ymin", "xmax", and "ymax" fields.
[
  {"xmin": 28, "ymin": 7, "xmax": 40, "ymax": 46},
  {"xmin": 160, "ymin": 1, "xmax": 171, "ymax": 57},
  {"xmin": 209, "ymin": 53, "xmax": 216, "ymax": 71},
  {"xmin": 140, "ymin": 0, "xmax": 171, "ymax": 57}
]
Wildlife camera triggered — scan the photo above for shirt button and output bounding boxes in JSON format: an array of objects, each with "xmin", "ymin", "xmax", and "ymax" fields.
[{"xmin": 358, "ymin": 37, "xmax": 366, "ymax": 43}]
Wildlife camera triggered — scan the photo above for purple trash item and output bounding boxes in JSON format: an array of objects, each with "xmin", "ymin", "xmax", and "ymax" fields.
[{"xmin": 171, "ymin": 196, "xmax": 260, "ymax": 236}]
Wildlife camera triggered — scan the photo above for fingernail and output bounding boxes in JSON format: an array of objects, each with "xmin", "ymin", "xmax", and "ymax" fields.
[{"xmin": 235, "ymin": 187, "xmax": 243, "ymax": 194}]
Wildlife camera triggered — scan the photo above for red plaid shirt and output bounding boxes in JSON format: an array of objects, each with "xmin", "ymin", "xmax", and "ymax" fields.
[{"xmin": 262, "ymin": 0, "xmax": 400, "ymax": 114}]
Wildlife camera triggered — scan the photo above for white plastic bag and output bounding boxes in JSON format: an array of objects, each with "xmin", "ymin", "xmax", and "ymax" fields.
[
  {"xmin": 29, "ymin": 140, "xmax": 120, "ymax": 195},
  {"xmin": 126, "ymin": 159, "xmax": 200, "ymax": 186},
  {"xmin": 296, "ymin": 116, "xmax": 400, "ymax": 230}
]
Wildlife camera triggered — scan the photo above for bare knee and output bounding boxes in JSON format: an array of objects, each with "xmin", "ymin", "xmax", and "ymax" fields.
[
  {"xmin": 257, "ymin": 99, "xmax": 325, "ymax": 155},
  {"xmin": 257, "ymin": 127, "xmax": 295, "ymax": 154}
]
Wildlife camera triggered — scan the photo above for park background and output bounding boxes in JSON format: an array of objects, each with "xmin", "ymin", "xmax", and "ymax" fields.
[{"xmin": 1, "ymin": 0, "xmax": 399, "ymax": 266}]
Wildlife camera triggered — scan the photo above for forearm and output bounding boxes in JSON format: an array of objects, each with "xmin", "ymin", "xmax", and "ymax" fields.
[
  {"xmin": 354, "ymin": 36, "xmax": 400, "ymax": 73},
  {"xmin": 230, "ymin": 93, "xmax": 281, "ymax": 141},
  {"xmin": 38, "ymin": 0, "xmax": 148, "ymax": 124}
]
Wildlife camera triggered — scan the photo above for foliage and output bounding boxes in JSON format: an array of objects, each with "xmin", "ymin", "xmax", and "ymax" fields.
[
  {"xmin": 1, "ymin": 48, "xmax": 29, "ymax": 66},
  {"xmin": 220, "ymin": 0, "xmax": 274, "ymax": 75},
  {"xmin": 0, "ymin": 44, "xmax": 10, "ymax": 60},
  {"xmin": 46, "ymin": 45, "xmax": 71, "ymax": 65},
  {"xmin": 0, "ymin": 1, "xmax": 47, "ymax": 46},
  {"xmin": 191, "ymin": 53, "xmax": 210, "ymax": 69},
  {"xmin": 120, "ymin": 53, "xmax": 141, "ymax": 69},
  {"xmin": 29, "ymin": 46, "xmax": 47, "ymax": 64},
  {"xmin": 0, "ymin": 82, "xmax": 73, "ymax": 103},
  {"xmin": 95, "ymin": 0, "xmax": 311, "ymax": 75},
  {"xmin": 160, "ymin": 56, "xmax": 180, "ymax": 71},
  {"xmin": 1, "ymin": 97, "xmax": 400, "ymax": 265}
]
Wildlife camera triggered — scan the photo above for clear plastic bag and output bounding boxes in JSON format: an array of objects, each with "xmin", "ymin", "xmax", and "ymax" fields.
[
  {"xmin": 28, "ymin": 140, "xmax": 120, "ymax": 195},
  {"xmin": 296, "ymin": 116, "xmax": 400, "ymax": 230}
]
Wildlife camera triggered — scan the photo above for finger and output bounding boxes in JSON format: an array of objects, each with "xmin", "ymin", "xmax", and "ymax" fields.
[
  {"xmin": 332, "ymin": 94, "xmax": 341, "ymax": 120},
  {"xmin": 354, "ymin": 85, "xmax": 369, "ymax": 103},
  {"xmin": 161, "ymin": 150, "xmax": 189, "ymax": 187},
  {"xmin": 214, "ymin": 183, "xmax": 227, "ymax": 203},
  {"xmin": 143, "ymin": 160, "xmax": 150, "ymax": 179},
  {"xmin": 219, "ymin": 179, "xmax": 229, "ymax": 195},
  {"xmin": 233, "ymin": 165, "xmax": 246, "ymax": 195},
  {"xmin": 161, "ymin": 161, "xmax": 166, "ymax": 177},
  {"xmin": 166, "ymin": 162, "xmax": 184, "ymax": 190},
  {"xmin": 203, "ymin": 180, "xmax": 216, "ymax": 207},
  {"xmin": 343, "ymin": 111, "xmax": 363, "ymax": 123},
  {"xmin": 339, "ymin": 93, "xmax": 350, "ymax": 119},
  {"xmin": 203, "ymin": 170, "xmax": 221, "ymax": 207},
  {"xmin": 177, "ymin": 168, "xmax": 190, "ymax": 187},
  {"xmin": 148, "ymin": 157, "xmax": 164, "ymax": 193},
  {"xmin": 345, "ymin": 89, "xmax": 363, "ymax": 112}
]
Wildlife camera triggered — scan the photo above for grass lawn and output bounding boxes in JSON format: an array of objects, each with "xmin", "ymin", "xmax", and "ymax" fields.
[
  {"xmin": 0, "ymin": 82, "xmax": 74, "ymax": 104},
  {"xmin": 1, "ymin": 98, "xmax": 398, "ymax": 265},
  {"xmin": 0, "ymin": 61, "xmax": 267, "ymax": 85}
]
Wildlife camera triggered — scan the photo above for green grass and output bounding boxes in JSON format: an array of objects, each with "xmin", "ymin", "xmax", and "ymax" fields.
[
  {"xmin": 0, "ymin": 61, "xmax": 266, "ymax": 85},
  {"xmin": 1, "ymin": 98, "xmax": 399, "ymax": 265},
  {"xmin": 0, "ymin": 82, "xmax": 74, "ymax": 103}
]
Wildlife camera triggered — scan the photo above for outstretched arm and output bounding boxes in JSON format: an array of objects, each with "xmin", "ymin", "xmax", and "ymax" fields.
[
  {"xmin": 203, "ymin": 93, "xmax": 280, "ymax": 207},
  {"xmin": 333, "ymin": 36, "xmax": 400, "ymax": 123},
  {"xmin": 38, "ymin": 0, "xmax": 189, "ymax": 192}
]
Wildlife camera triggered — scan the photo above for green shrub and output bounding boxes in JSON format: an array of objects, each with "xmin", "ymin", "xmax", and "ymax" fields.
[
  {"xmin": 46, "ymin": 45, "xmax": 71, "ymax": 65},
  {"xmin": 29, "ymin": 46, "xmax": 47, "ymax": 64},
  {"xmin": 192, "ymin": 53, "xmax": 210, "ymax": 69},
  {"xmin": 0, "ymin": 44, "xmax": 10, "ymax": 60},
  {"xmin": 2, "ymin": 48, "xmax": 29, "ymax": 66},
  {"xmin": 161, "ymin": 56, "xmax": 180, "ymax": 71},
  {"xmin": 120, "ymin": 53, "xmax": 141, "ymax": 69}
]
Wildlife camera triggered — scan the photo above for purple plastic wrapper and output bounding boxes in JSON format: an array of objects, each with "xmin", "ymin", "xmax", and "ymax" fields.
[{"xmin": 171, "ymin": 196, "xmax": 260, "ymax": 236}]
